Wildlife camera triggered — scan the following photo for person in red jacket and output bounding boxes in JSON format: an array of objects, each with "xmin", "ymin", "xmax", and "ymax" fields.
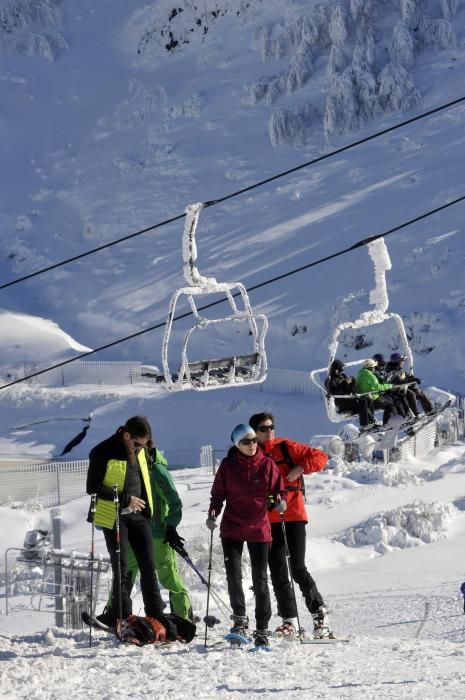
[
  {"xmin": 206, "ymin": 423, "xmax": 286, "ymax": 649},
  {"xmin": 249, "ymin": 412, "xmax": 331, "ymax": 639}
]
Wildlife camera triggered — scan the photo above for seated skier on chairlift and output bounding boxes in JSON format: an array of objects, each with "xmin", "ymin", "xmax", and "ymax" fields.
[
  {"xmin": 372, "ymin": 353, "xmax": 414, "ymax": 420},
  {"xmin": 385, "ymin": 352, "xmax": 433, "ymax": 415},
  {"xmin": 325, "ymin": 359, "xmax": 376, "ymax": 430},
  {"xmin": 355, "ymin": 359, "xmax": 400, "ymax": 427}
]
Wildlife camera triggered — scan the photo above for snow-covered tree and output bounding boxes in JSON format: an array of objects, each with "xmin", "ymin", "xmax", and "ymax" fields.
[
  {"xmin": 286, "ymin": 41, "xmax": 313, "ymax": 93},
  {"xmin": 299, "ymin": 14, "xmax": 320, "ymax": 47},
  {"xmin": 265, "ymin": 76, "xmax": 287, "ymax": 105},
  {"xmin": 400, "ymin": 0, "xmax": 427, "ymax": 30},
  {"xmin": 324, "ymin": 71, "xmax": 360, "ymax": 139},
  {"xmin": 324, "ymin": 57, "xmax": 380, "ymax": 139},
  {"xmin": 378, "ymin": 63, "xmax": 421, "ymax": 112},
  {"xmin": 365, "ymin": 25, "xmax": 377, "ymax": 67},
  {"xmin": 254, "ymin": 24, "xmax": 273, "ymax": 63},
  {"xmin": 327, "ymin": 44, "xmax": 347, "ymax": 84},
  {"xmin": 268, "ymin": 103, "xmax": 317, "ymax": 146},
  {"xmin": 440, "ymin": 0, "xmax": 459, "ymax": 20},
  {"xmin": 329, "ymin": 3, "xmax": 349, "ymax": 46},
  {"xmin": 312, "ymin": 3, "xmax": 331, "ymax": 47},
  {"xmin": 422, "ymin": 19, "xmax": 457, "ymax": 49},
  {"xmin": 351, "ymin": 63, "xmax": 379, "ymax": 121},
  {"xmin": 390, "ymin": 22, "xmax": 414, "ymax": 69},
  {"xmin": 272, "ymin": 24, "xmax": 300, "ymax": 61},
  {"xmin": 247, "ymin": 74, "xmax": 281, "ymax": 105},
  {"xmin": 350, "ymin": 0, "xmax": 375, "ymax": 21},
  {"xmin": 0, "ymin": 0, "xmax": 66, "ymax": 59}
]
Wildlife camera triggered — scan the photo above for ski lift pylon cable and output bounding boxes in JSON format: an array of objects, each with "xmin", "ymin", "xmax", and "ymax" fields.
[{"xmin": 1, "ymin": 191, "xmax": 465, "ymax": 392}]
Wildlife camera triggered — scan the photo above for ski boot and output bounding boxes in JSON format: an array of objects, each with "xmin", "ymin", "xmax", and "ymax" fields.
[
  {"xmin": 274, "ymin": 619, "xmax": 296, "ymax": 638},
  {"xmin": 225, "ymin": 615, "xmax": 250, "ymax": 646},
  {"xmin": 229, "ymin": 614, "xmax": 249, "ymax": 636},
  {"xmin": 253, "ymin": 629, "xmax": 271, "ymax": 650},
  {"xmin": 311, "ymin": 606, "xmax": 332, "ymax": 639},
  {"xmin": 95, "ymin": 606, "xmax": 117, "ymax": 630}
]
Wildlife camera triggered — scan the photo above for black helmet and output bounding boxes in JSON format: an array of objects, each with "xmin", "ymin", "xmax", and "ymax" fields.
[
  {"xmin": 372, "ymin": 353, "xmax": 385, "ymax": 365},
  {"xmin": 390, "ymin": 352, "xmax": 405, "ymax": 363},
  {"xmin": 331, "ymin": 359, "xmax": 345, "ymax": 372}
]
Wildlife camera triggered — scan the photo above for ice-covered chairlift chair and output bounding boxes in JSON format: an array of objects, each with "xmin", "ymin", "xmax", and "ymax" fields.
[
  {"xmin": 161, "ymin": 202, "xmax": 268, "ymax": 391},
  {"xmin": 310, "ymin": 238, "xmax": 413, "ymax": 425}
]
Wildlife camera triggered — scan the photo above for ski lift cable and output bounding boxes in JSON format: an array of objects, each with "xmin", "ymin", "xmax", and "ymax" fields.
[
  {"xmin": 1, "ymin": 94, "xmax": 465, "ymax": 293},
  {"xmin": 1, "ymin": 190, "xmax": 465, "ymax": 392}
]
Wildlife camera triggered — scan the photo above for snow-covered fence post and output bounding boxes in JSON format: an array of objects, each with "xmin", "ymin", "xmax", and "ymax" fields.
[
  {"xmin": 51, "ymin": 508, "xmax": 64, "ymax": 627},
  {"xmin": 55, "ymin": 461, "xmax": 62, "ymax": 506},
  {"xmin": 200, "ymin": 445, "xmax": 215, "ymax": 476},
  {"xmin": 415, "ymin": 600, "xmax": 431, "ymax": 638}
]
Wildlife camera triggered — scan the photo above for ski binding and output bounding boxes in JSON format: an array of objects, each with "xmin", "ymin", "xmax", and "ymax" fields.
[{"xmin": 224, "ymin": 631, "xmax": 252, "ymax": 646}]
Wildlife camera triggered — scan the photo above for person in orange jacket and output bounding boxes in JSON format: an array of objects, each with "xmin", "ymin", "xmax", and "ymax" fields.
[{"xmin": 249, "ymin": 412, "xmax": 331, "ymax": 639}]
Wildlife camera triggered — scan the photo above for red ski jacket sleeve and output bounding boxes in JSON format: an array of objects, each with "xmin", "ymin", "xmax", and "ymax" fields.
[{"xmin": 265, "ymin": 437, "xmax": 328, "ymax": 523}]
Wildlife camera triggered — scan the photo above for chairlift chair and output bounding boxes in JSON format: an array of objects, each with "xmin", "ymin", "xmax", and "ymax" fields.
[
  {"xmin": 310, "ymin": 237, "xmax": 413, "ymax": 425},
  {"xmin": 310, "ymin": 310, "xmax": 412, "ymax": 424},
  {"xmin": 161, "ymin": 203, "xmax": 268, "ymax": 391}
]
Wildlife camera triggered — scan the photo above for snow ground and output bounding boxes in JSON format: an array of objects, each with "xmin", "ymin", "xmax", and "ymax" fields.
[{"xmin": 1, "ymin": 428, "xmax": 465, "ymax": 699}]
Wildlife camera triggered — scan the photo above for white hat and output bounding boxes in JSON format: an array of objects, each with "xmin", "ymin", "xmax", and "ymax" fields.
[{"xmin": 363, "ymin": 358, "xmax": 377, "ymax": 369}]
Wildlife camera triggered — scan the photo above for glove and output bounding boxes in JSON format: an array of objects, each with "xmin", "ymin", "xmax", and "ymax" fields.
[
  {"xmin": 392, "ymin": 384, "xmax": 407, "ymax": 393},
  {"xmin": 206, "ymin": 516, "xmax": 217, "ymax": 531},
  {"xmin": 414, "ymin": 377, "xmax": 422, "ymax": 385},
  {"xmin": 274, "ymin": 500, "xmax": 287, "ymax": 514},
  {"xmin": 164, "ymin": 525, "xmax": 186, "ymax": 554}
]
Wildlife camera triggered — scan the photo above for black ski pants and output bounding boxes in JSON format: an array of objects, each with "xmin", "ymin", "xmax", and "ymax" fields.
[
  {"xmin": 410, "ymin": 387, "xmax": 433, "ymax": 414},
  {"xmin": 221, "ymin": 537, "xmax": 271, "ymax": 631},
  {"xmin": 268, "ymin": 521, "xmax": 324, "ymax": 618},
  {"xmin": 103, "ymin": 511, "xmax": 165, "ymax": 619},
  {"xmin": 373, "ymin": 395, "xmax": 397, "ymax": 425},
  {"xmin": 336, "ymin": 396, "xmax": 373, "ymax": 427}
]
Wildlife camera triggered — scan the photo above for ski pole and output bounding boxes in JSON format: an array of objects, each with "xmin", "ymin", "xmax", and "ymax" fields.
[
  {"xmin": 112, "ymin": 485, "xmax": 123, "ymax": 640},
  {"xmin": 88, "ymin": 493, "xmax": 96, "ymax": 649},
  {"xmin": 173, "ymin": 547, "xmax": 232, "ymax": 621},
  {"xmin": 173, "ymin": 545, "xmax": 232, "ymax": 623},
  {"xmin": 204, "ymin": 523, "xmax": 214, "ymax": 648},
  {"xmin": 280, "ymin": 512, "xmax": 304, "ymax": 643}
]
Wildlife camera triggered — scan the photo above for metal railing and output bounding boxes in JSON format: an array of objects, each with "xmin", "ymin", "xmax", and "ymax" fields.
[{"xmin": 0, "ymin": 446, "xmax": 217, "ymax": 508}]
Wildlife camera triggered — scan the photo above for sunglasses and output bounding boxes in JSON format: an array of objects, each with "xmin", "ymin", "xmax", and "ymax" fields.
[
  {"xmin": 239, "ymin": 437, "xmax": 258, "ymax": 445},
  {"xmin": 132, "ymin": 438, "xmax": 148, "ymax": 448},
  {"xmin": 256, "ymin": 425, "xmax": 274, "ymax": 432}
]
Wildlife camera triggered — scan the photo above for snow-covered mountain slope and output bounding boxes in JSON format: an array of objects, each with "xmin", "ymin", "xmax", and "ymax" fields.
[{"xmin": 1, "ymin": 0, "xmax": 465, "ymax": 401}]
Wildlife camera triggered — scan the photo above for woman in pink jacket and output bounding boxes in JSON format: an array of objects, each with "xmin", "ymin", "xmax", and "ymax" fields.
[{"xmin": 206, "ymin": 424, "xmax": 286, "ymax": 648}]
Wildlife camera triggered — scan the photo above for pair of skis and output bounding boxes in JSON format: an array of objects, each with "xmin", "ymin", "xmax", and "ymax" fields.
[
  {"xmin": 360, "ymin": 399, "xmax": 452, "ymax": 439},
  {"xmin": 224, "ymin": 631, "xmax": 272, "ymax": 652}
]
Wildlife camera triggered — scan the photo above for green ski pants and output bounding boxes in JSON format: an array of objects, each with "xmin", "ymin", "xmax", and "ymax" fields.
[{"xmin": 108, "ymin": 538, "xmax": 193, "ymax": 621}]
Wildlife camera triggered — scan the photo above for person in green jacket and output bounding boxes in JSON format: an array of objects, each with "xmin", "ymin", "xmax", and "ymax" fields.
[
  {"xmin": 96, "ymin": 441, "xmax": 193, "ymax": 626},
  {"xmin": 355, "ymin": 359, "xmax": 398, "ymax": 425}
]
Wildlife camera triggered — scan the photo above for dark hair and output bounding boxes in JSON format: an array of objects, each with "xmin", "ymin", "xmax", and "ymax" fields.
[
  {"xmin": 227, "ymin": 445, "xmax": 239, "ymax": 458},
  {"xmin": 124, "ymin": 415, "xmax": 151, "ymax": 439},
  {"xmin": 249, "ymin": 412, "xmax": 275, "ymax": 432}
]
